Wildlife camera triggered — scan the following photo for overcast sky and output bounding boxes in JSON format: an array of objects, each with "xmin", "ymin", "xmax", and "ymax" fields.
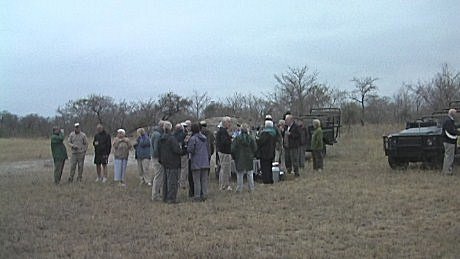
[{"xmin": 1, "ymin": 0, "xmax": 460, "ymax": 117}]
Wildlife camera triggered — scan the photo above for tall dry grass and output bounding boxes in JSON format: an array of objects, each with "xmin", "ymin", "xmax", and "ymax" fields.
[
  {"xmin": 0, "ymin": 138, "xmax": 52, "ymax": 163},
  {"xmin": 0, "ymin": 124, "xmax": 459, "ymax": 258},
  {"xmin": 0, "ymin": 137, "xmax": 94, "ymax": 163}
]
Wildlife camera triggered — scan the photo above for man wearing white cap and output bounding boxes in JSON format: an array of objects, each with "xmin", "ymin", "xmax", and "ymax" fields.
[{"xmin": 68, "ymin": 123, "xmax": 88, "ymax": 182}]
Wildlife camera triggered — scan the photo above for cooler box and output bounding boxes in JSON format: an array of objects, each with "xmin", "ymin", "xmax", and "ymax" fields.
[{"xmin": 272, "ymin": 162, "xmax": 280, "ymax": 183}]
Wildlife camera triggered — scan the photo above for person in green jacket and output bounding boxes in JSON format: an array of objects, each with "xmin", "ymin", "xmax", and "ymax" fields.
[
  {"xmin": 232, "ymin": 123, "xmax": 257, "ymax": 193},
  {"xmin": 311, "ymin": 119, "xmax": 324, "ymax": 171},
  {"xmin": 51, "ymin": 126, "xmax": 68, "ymax": 184}
]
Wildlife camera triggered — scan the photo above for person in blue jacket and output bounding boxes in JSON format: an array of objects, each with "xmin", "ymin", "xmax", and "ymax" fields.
[{"xmin": 134, "ymin": 128, "xmax": 152, "ymax": 185}]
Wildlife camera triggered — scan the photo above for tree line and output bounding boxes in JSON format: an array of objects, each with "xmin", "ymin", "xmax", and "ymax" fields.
[{"xmin": 1, "ymin": 64, "xmax": 459, "ymax": 138}]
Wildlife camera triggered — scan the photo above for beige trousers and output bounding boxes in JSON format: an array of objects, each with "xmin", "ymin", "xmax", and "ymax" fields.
[
  {"xmin": 137, "ymin": 158, "xmax": 151, "ymax": 183},
  {"xmin": 218, "ymin": 152, "xmax": 232, "ymax": 189}
]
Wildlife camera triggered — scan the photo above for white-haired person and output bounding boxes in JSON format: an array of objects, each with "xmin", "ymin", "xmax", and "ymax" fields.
[
  {"xmin": 216, "ymin": 116, "xmax": 233, "ymax": 191},
  {"xmin": 442, "ymin": 109, "xmax": 458, "ymax": 175},
  {"xmin": 311, "ymin": 119, "xmax": 324, "ymax": 171},
  {"xmin": 113, "ymin": 129, "xmax": 132, "ymax": 187},
  {"xmin": 256, "ymin": 120, "xmax": 277, "ymax": 184},
  {"xmin": 134, "ymin": 128, "xmax": 152, "ymax": 186},
  {"xmin": 232, "ymin": 123, "xmax": 257, "ymax": 192}
]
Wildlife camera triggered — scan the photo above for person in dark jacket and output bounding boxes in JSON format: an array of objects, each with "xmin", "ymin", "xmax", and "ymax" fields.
[
  {"xmin": 232, "ymin": 124, "xmax": 257, "ymax": 192},
  {"xmin": 257, "ymin": 120, "xmax": 277, "ymax": 184},
  {"xmin": 216, "ymin": 116, "xmax": 233, "ymax": 191},
  {"xmin": 187, "ymin": 123, "xmax": 210, "ymax": 201},
  {"xmin": 134, "ymin": 128, "xmax": 152, "ymax": 186},
  {"xmin": 311, "ymin": 119, "xmax": 324, "ymax": 171},
  {"xmin": 284, "ymin": 115, "xmax": 301, "ymax": 176},
  {"xmin": 93, "ymin": 124, "xmax": 111, "ymax": 183},
  {"xmin": 51, "ymin": 127, "xmax": 68, "ymax": 184},
  {"xmin": 158, "ymin": 121, "xmax": 185, "ymax": 203},
  {"xmin": 442, "ymin": 109, "xmax": 458, "ymax": 175}
]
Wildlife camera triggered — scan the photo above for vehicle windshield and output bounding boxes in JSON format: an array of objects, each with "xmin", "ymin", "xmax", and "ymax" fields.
[{"xmin": 398, "ymin": 126, "xmax": 441, "ymax": 135}]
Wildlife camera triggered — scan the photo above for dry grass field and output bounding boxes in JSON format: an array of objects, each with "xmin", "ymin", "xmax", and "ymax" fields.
[
  {"xmin": 0, "ymin": 138, "xmax": 94, "ymax": 163},
  {"xmin": 1, "ymin": 125, "xmax": 459, "ymax": 258},
  {"xmin": 0, "ymin": 138, "xmax": 53, "ymax": 162}
]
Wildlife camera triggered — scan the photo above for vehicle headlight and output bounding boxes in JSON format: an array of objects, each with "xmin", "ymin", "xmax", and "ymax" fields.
[
  {"xmin": 426, "ymin": 138, "xmax": 433, "ymax": 146},
  {"xmin": 390, "ymin": 137, "xmax": 397, "ymax": 145}
]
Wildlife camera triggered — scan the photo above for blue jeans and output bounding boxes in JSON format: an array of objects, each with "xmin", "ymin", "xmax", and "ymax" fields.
[
  {"xmin": 192, "ymin": 168, "xmax": 209, "ymax": 199},
  {"xmin": 236, "ymin": 170, "xmax": 254, "ymax": 192},
  {"xmin": 114, "ymin": 159, "xmax": 128, "ymax": 182}
]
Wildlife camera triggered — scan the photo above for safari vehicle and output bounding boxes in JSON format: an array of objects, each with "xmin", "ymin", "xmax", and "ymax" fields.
[
  {"xmin": 384, "ymin": 117, "xmax": 445, "ymax": 169},
  {"xmin": 300, "ymin": 108, "xmax": 341, "ymax": 154},
  {"xmin": 383, "ymin": 101, "xmax": 460, "ymax": 170}
]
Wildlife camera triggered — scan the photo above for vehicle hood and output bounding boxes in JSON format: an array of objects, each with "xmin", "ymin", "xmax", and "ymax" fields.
[{"xmin": 388, "ymin": 126, "xmax": 442, "ymax": 137}]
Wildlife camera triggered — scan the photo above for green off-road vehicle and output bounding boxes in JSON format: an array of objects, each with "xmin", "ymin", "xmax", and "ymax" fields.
[
  {"xmin": 383, "ymin": 101, "xmax": 460, "ymax": 170},
  {"xmin": 300, "ymin": 108, "xmax": 341, "ymax": 155},
  {"xmin": 383, "ymin": 119, "xmax": 444, "ymax": 169}
]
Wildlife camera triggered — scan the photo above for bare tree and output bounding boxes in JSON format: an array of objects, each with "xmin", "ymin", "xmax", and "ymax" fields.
[
  {"xmin": 0, "ymin": 111, "xmax": 20, "ymax": 137},
  {"xmin": 329, "ymin": 88, "xmax": 348, "ymax": 108},
  {"xmin": 158, "ymin": 92, "xmax": 191, "ymax": 122},
  {"xmin": 306, "ymin": 83, "xmax": 332, "ymax": 109},
  {"xmin": 20, "ymin": 114, "xmax": 51, "ymax": 137},
  {"xmin": 130, "ymin": 98, "xmax": 160, "ymax": 129},
  {"xmin": 350, "ymin": 76, "xmax": 378, "ymax": 126},
  {"xmin": 365, "ymin": 96, "xmax": 393, "ymax": 124},
  {"xmin": 84, "ymin": 95, "xmax": 114, "ymax": 124},
  {"xmin": 430, "ymin": 64, "xmax": 460, "ymax": 110},
  {"xmin": 225, "ymin": 92, "xmax": 247, "ymax": 117},
  {"xmin": 111, "ymin": 100, "xmax": 132, "ymax": 132},
  {"xmin": 203, "ymin": 101, "xmax": 226, "ymax": 118},
  {"xmin": 274, "ymin": 66, "xmax": 319, "ymax": 116},
  {"xmin": 406, "ymin": 82, "xmax": 427, "ymax": 114},
  {"xmin": 189, "ymin": 90, "xmax": 211, "ymax": 119}
]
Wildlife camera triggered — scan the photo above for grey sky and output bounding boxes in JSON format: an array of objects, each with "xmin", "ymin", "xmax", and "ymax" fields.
[{"xmin": 1, "ymin": 0, "xmax": 460, "ymax": 116}]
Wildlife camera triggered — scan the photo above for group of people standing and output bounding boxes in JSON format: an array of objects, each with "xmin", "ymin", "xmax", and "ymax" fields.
[
  {"xmin": 215, "ymin": 114, "xmax": 325, "ymax": 193},
  {"xmin": 49, "ymin": 120, "xmax": 215, "ymax": 203},
  {"xmin": 50, "ymin": 113, "xmax": 326, "ymax": 204}
]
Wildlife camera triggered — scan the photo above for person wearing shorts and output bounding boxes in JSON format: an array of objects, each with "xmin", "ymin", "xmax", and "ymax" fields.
[{"xmin": 93, "ymin": 124, "xmax": 111, "ymax": 183}]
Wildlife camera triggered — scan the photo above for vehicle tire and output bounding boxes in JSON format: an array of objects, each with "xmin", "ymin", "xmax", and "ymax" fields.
[
  {"xmin": 422, "ymin": 155, "xmax": 444, "ymax": 170},
  {"xmin": 388, "ymin": 156, "xmax": 409, "ymax": 170},
  {"xmin": 430, "ymin": 156, "xmax": 443, "ymax": 169}
]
